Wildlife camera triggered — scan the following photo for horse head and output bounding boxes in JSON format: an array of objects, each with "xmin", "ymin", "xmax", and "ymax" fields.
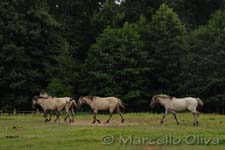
[
  {"xmin": 150, "ymin": 96, "xmax": 158, "ymax": 108},
  {"xmin": 78, "ymin": 96, "xmax": 86, "ymax": 108},
  {"xmin": 78, "ymin": 96, "xmax": 95, "ymax": 108},
  {"xmin": 32, "ymin": 96, "xmax": 39, "ymax": 109}
]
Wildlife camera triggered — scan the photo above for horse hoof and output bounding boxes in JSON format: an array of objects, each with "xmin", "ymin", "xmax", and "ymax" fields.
[
  {"xmin": 121, "ymin": 119, "xmax": 124, "ymax": 123},
  {"xmin": 106, "ymin": 120, "xmax": 109, "ymax": 123},
  {"xmin": 97, "ymin": 120, "xmax": 101, "ymax": 123},
  {"xmin": 92, "ymin": 121, "xmax": 96, "ymax": 124},
  {"xmin": 177, "ymin": 122, "xmax": 180, "ymax": 125}
]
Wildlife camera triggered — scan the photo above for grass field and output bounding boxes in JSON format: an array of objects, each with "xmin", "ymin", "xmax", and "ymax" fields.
[{"xmin": 0, "ymin": 112, "xmax": 225, "ymax": 150}]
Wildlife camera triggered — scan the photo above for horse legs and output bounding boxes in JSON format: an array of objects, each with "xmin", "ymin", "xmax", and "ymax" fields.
[
  {"xmin": 54, "ymin": 111, "xmax": 58, "ymax": 122},
  {"xmin": 160, "ymin": 111, "xmax": 168, "ymax": 124},
  {"xmin": 171, "ymin": 111, "xmax": 179, "ymax": 125},
  {"xmin": 93, "ymin": 113, "xmax": 101, "ymax": 123},
  {"xmin": 64, "ymin": 114, "xmax": 68, "ymax": 122},
  {"xmin": 106, "ymin": 109, "xmax": 114, "ymax": 123},
  {"xmin": 43, "ymin": 110, "xmax": 49, "ymax": 122},
  {"xmin": 71, "ymin": 108, "xmax": 75, "ymax": 122},
  {"xmin": 64, "ymin": 110, "xmax": 74, "ymax": 123},
  {"xmin": 194, "ymin": 112, "xmax": 200, "ymax": 126},
  {"xmin": 116, "ymin": 106, "xmax": 124, "ymax": 123},
  {"xmin": 65, "ymin": 108, "xmax": 72, "ymax": 123},
  {"xmin": 92, "ymin": 110, "xmax": 101, "ymax": 124},
  {"xmin": 96, "ymin": 117, "xmax": 101, "ymax": 123},
  {"xmin": 92, "ymin": 112, "xmax": 97, "ymax": 124},
  {"xmin": 196, "ymin": 112, "xmax": 200, "ymax": 126},
  {"xmin": 54, "ymin": 111, "xmax": 60, "ymax": 122},
  {"xmin": 48, "ymin": 111, "xmax": 53, "ymax": 122},
  {"xmin": 192, "ymin": 112, "xmax": 198, "ymax": 126}
]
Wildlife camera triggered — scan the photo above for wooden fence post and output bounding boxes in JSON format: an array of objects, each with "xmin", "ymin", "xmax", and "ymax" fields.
[{"xmin": 13, "ymin": 109, "xmax": 16, "ymax": 115}]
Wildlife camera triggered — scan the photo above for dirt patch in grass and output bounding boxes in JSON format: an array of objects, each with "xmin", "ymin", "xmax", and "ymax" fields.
[{"xmin": 69, "ymin": 120, "xmax": 138, "ymax": 127}]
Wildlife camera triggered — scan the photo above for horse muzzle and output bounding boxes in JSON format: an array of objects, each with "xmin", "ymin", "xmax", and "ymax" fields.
[
  {"xmin": 150, "ymin": 102, "xmax": 155, "ymax": 108},
  {"xmin": 32, "ymin": 104, "xmax": 36, "ymax": 109}
]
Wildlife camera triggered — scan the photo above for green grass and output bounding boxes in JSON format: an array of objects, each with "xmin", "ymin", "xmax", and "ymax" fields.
[{"xmin": 0, "ymin": 113, "xmax": 225, "ymax": 150}]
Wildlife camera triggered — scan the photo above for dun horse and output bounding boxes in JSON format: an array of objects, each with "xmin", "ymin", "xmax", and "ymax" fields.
[
  {"xmin": 32, "ymin": 96, "xmax": 66, "ymax": 122},
  {"xmin": 38, "ymin": 92, "xmax": 77, "ymax": 122},
  {"xmin": 32, "ymin": 95, "xmax": 76, "ymax": 122},
  {"xmin": 150, "ymin": 94, "xmax": 203, "ymax": 126},
  {"xmin": 78, "ymin": 96, "xmax": 125, "ymax": 123}
]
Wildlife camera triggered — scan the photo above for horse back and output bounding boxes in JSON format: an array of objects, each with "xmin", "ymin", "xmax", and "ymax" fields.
[{"xmin": 94, "ymin": 97, "xmax": 120, "ymax": 110}]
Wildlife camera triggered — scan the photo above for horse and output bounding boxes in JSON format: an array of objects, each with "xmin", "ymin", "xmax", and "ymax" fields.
[
  {"xmin": 78, "ymin": 96, "xmax": 125, "ymax": 124},
  {"xmin": 150, "ymin": 94, "xmax": 204, "ymax": 126},
  {"xmin": 32, "ymin": 96, "xmax": 76, "ymax": 122},
  {"xmin": 32, "ymin": 96, "xmax": 67, "ymax": 122}
]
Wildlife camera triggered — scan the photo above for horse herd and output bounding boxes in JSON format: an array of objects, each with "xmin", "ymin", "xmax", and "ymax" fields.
[{"xmin": 32, "ymin": 93, "xmax": 204, "ymax": 126}]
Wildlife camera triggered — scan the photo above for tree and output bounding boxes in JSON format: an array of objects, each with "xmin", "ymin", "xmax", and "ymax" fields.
[
  {"xmin": 165, "ymin": 0, "xmax": 225, "ymax": 29},
  {"xmin": 121, "ymin": 0, "xmax": 164, "ymax": 23},
  {"xmin": 47, "ymin": 0, "xmax": 105, "ymax": 61},
  {"xmin": 181, "ymin": 10, "xmax": 225, "ymax": 113},
  {"xmin": 142, "ymin": 4, "xmax": 187, "ymax": 95},
  {"xmin": 83, "ymin": 23, "xmax": 149, "ymax": 111},
  {"xmin": 94, "ymin": 0, "xmax": 125, "ymax": 30},
  {"xmin": 0, "ymin": 0, "xmax": 71, "ymax": 110}
]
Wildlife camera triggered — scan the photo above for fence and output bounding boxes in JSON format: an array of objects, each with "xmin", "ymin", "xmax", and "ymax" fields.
[{"xmin": 0, "ymin": 109, "xmax": 39, "ymax": 115}]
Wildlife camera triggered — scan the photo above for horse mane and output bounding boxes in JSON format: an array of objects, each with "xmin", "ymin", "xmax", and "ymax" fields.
[
  {"xmin": 87, "ymin": 96, "xmax": 96, "ymax": 101},
  {"xmin": 34, "ymin": 96, "xmax": 48, "ymax": 100},
  {"xmin": 156, "ymin": 94, "xmax": 173, "ymax": 100}
]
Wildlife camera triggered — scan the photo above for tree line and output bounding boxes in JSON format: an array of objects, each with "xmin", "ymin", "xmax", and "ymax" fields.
[{"xmin": 1, "ymin": 0, "xmax": 225, "ymax": 113}]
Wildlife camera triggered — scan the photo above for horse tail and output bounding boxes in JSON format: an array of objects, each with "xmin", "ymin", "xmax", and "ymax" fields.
[
  {"xmin": 196, "ymin": 98, "xmax": 204, "ymax": 111},
  {"xmin": 118, "ymin": 99, "xmax": 125, "ymax": 113}
]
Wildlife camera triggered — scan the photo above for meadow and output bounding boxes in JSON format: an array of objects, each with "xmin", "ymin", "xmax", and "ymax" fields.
[{"xmin": 0, "ymin": 112, "xmax": 225, "ymax": 150}]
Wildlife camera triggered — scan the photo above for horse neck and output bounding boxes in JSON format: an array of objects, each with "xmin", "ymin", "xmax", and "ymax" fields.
[
  {"xmin": 36, "ymin": 99, "xmax": 45, "ymax": 110},
  {"xmin": 85, "ymin": 99, "xmax": 94, "ymax": 107},
  {"xmin": 158, "ymin": 98, "xmax": 170, "ymax": 107}
]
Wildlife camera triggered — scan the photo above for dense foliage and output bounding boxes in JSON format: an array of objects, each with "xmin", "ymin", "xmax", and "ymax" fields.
[{"xmin": 1, "ymin": 0, "xmax": 225, "ymax": 113}]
